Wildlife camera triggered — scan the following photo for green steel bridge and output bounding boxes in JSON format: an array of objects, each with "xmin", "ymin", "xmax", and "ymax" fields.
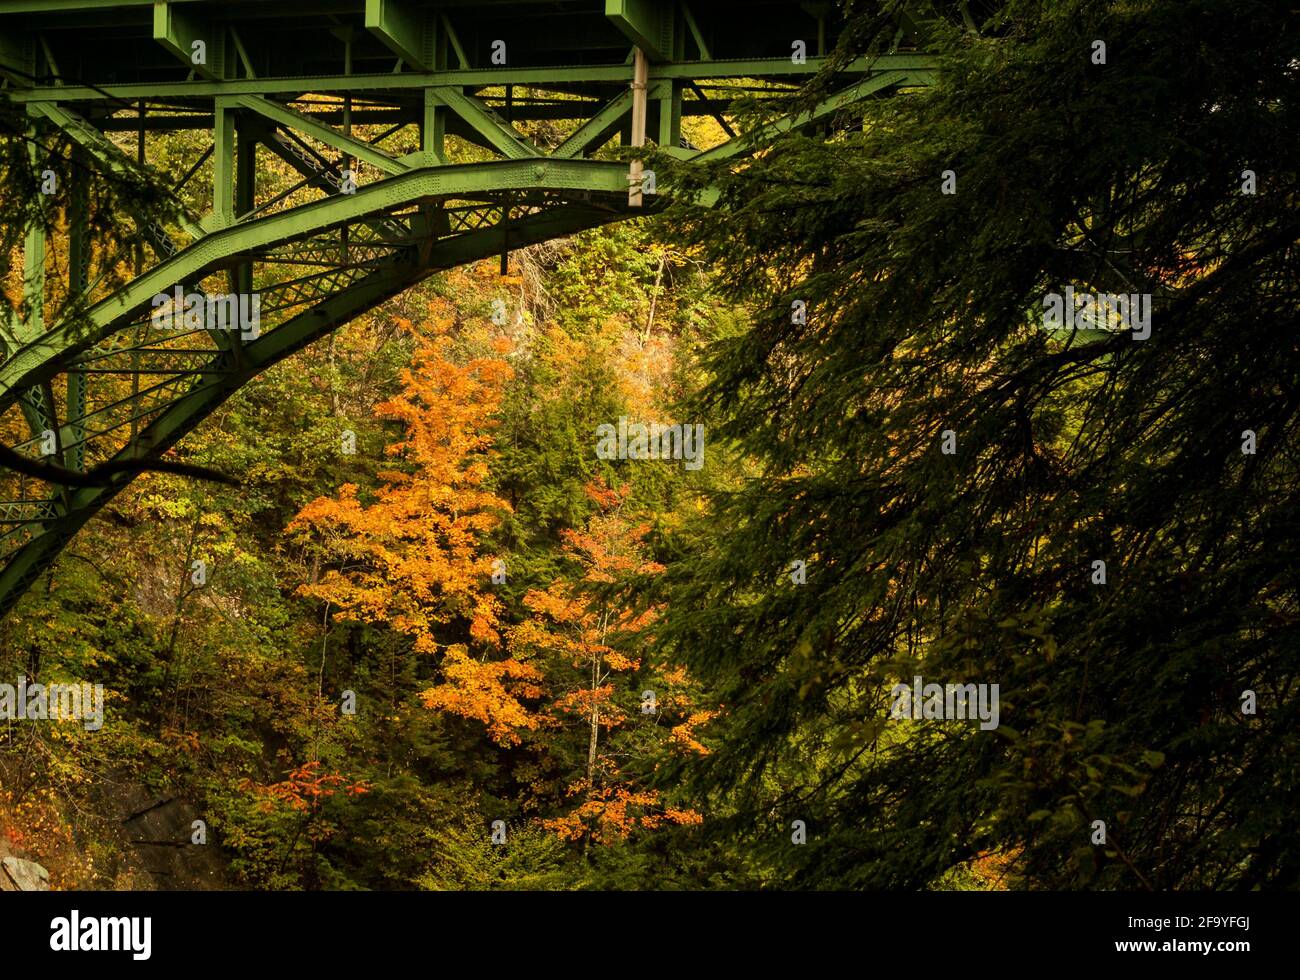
[{"xmin": 0, "ymin": 0, "xmax": 935, "ymax": 617}]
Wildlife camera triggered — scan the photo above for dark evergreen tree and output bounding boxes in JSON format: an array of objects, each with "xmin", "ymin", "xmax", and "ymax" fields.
[{"xmin": 653, "ymin": 0, "xmax": 1300, "ymax": 888}]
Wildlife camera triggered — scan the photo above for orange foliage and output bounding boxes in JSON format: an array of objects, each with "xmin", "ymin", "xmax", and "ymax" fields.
[
  {"xmin": 969, "ymin": 847, "xmax": 1021, "ymax": 890},
  {"xmin": 242, "ymin": 760, "xmax": 370, "ymax": 814},
  {"xmin": 288, "ymin": 304, "xmax": 550, "ymax": 746},
  {"xmin": 540, "ymin": 784, "xmax": 702, "ymax": 844},
  {"xmin": 418, "ymin": 645, "xmax": 543, "ymax": 747},
  {"xmin": 508, "ymin": 480, "xmax": 664, "ymax": 675},
  {"xmin": 670, "ymin": 710, "xmax": 718, "ymax": 756},
  {"xmin": 505, "ymin": 478, "xmax": 713, "ymax": 842},
  {"xmin": 288, "ymin": 305, "xmax": 513, "ymax": 653}
]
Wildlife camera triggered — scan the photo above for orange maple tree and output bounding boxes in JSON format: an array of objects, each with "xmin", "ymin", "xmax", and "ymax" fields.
[
  {"xmin": 509, "ymin": 480, "xmax": 710, "ymax": 844},
  {"xmin": 289, "ymin": 304, "xmax": 543, "ymax": 743},
  {"xmin": 288, "ymin": 311, "xmax": 712, "ymax": 841}
]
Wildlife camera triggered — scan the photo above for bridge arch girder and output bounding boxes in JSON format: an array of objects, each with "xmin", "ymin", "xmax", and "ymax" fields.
[{"xmin": 0, "ymin": 0, "xmax": 933, "ymax": 617}]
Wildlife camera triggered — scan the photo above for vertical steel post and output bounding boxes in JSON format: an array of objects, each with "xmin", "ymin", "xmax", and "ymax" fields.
[
  {"xmin": 213, "ymin": 97, "xmax": 236, "ymax": 227},
  {"xmin": 21, "ymin": 127, "xmax": 45, "ymax": 341},
  {"xmin": 66, "ymin": 147, "xmax": 89, "ymax": 471},
  {"xmin": 628, "ymin": 47, "xmax": 648, "ymax": 207}
]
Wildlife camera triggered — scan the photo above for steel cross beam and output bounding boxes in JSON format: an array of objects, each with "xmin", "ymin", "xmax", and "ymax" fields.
[{"xmin": 0, "ymin": 0, "xmax": 934, "ymax": 618}]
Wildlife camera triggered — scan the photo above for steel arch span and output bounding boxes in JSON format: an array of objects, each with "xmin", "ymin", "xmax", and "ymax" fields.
[{"xmin": 0, "ymin": 0, "xmax": 934, "ymax": 617}]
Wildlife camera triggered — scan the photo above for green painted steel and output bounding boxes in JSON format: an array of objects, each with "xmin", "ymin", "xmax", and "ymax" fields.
[
  {"xmin": 3, "ymin": 57, "xmax": 936, "ymax": 104},
  {"xmin": 0, "ymin": 0, "xmax": 935, "ymax": 617}
]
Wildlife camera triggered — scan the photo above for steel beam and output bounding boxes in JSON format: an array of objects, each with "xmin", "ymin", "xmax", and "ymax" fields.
[
  {"xmin": 3, "ymin": 56, "xmax": 936, "ymax": 103},
  {"xmin": 693, "ymin": 69, "xmax": 922, "ymax": 162},
  {"xmin": 550, "ymin": 89, "xmax": 635, "ymax": 158},
  {"xmin": 211, "ymin": 98, "xmax": 236, "ymax": 227},
  {"xmin": 152, "ymin": 1, "xmax": 224, "ymax": 82},
  {"xmin": 0, "ymin": 0, "xmax": 934, "ymax": 618},
  {"xmin": 365, "ymin": 0, "xmax": 433, "ymax": 72},
  {"xmin": 0, "ymin": 159, "xmax": 634, "ymax": 406},
  {"xmin": 233, "ymin": 94, "xmax": 412, "ymax": 175},
  {"xmin": 606, "ymin": 0, "xmax": 674, "ymax": 62},
  {"xmin": 66, "ymin": 148, "xmax": 89, "ymax": 471},
  {"xmin": 429, "ymin": 88, "xmax": 540, "ymax": 160}
]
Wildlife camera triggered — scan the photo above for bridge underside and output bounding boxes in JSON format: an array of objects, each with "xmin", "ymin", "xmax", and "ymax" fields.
[{"xmin": 0, "ymin": 0, "xmax": 934, "ymax": 617}]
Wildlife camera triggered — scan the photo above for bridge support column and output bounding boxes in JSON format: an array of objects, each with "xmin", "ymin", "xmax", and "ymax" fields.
[
  {"xmin": 21, "ymin": 123, "xmax": 44, "ymax": 342},
  {"xmin": 656, "ymin": 80, "xmax": 681, "ymax": 148},
  {"xmin": 211, "ymin": 98, "xmax": 237, "ymax": 229},
  {"xmin": 629, "ymin": 47, "xmax": 648, "ymax": 207},
  {"xmin": 233, "ymin": 127, "xmax": 256, "ymax": 294},
  {"xmin": 66, "ymin": 147, "xmax": 88, "ymax": 472},
  {"xmin": 422, "ymin": 89, "xmax": 447, "ymax": 165}
]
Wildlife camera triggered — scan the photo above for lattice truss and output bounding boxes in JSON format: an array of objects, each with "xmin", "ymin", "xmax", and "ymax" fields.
[
  {"xmin": 0, "ymin": 0, "xmax": 935, "ymax": 614},
  {"xmin": 0, "ymin": 176, "xmax": 611, "ymax": 567}
]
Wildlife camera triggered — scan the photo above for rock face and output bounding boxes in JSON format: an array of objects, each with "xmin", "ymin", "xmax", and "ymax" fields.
[
  {"xmin": 0, "ymin": 779, "xmax": 229, "ymax": 890},
  {"xmin": 1, "ymin": 855, "xmax": 50, "ymax": 891},
  {"xmin": 116, "ymin": 788, "xmax": 226, "ymax": 890}
]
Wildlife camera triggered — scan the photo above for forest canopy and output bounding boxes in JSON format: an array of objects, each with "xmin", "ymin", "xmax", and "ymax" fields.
[{"xmin": 1, "ymin": 0, "xmax": 1296, "ymax": 893}]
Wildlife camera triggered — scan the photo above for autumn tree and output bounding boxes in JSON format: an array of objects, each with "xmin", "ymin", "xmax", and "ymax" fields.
[
  {"xmin": 290, "ymin": 306, "xmax": 509, "ymax": 639},
  {"xmin": 654, "ymin": 0, "xmax": 1300, "ymax": 888},
  {"xmin": 509, "ymin": 480, "xmax": 707, "ymax": 846},
  {"xmin": 289, "ymin": 303, "xmax": 550, "ymax": 752}
]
